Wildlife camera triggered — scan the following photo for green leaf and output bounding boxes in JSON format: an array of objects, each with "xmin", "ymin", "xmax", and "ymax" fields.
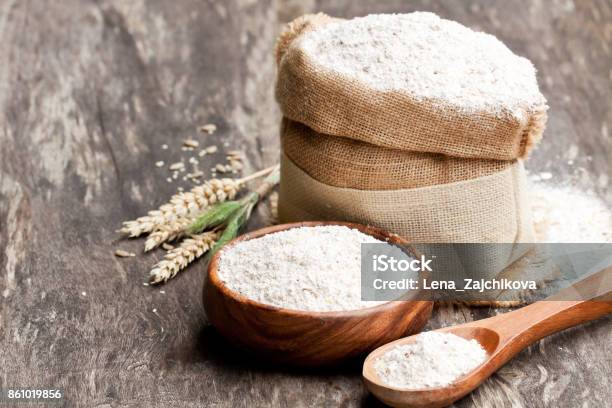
[
  {"xmin": 188, "ymin": 201, "xmax": 242, "ymax": 234},
  {"xmin": 206, "ymin": 196, "xmax": 256, "ymax": 261}
]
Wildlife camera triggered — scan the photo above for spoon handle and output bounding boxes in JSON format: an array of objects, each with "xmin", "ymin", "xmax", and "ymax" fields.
[{"xmin": 475, "ymin": 266, "xmax": 612, "ymax": 350}]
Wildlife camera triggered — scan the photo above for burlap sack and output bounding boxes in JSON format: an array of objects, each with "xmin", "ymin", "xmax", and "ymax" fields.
[
  {"xmin": 282, "ymin": 119, "xmax": 513, "ymax": 190},
  {"xmin": 275, "ymin": 14, "xmax": 548, "ymax": 161},
  {"xmin": 275, "ymin": 13, "xmax": 340, "ymax": 65},
  {"xmin": 278, "ymin": 153, "xmax": 534, "ymax": 244}
]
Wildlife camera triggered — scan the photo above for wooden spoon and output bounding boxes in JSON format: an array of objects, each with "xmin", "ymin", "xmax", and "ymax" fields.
[
  {"xmin": 204, "ymin": 221, "xmax": 433, "ymax": 366},
  {"xmin": 363, "ymin": 266, "xmax": 612, "ymax": 408}
]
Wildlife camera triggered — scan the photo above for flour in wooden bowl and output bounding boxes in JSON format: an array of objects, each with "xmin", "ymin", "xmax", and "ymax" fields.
[
  {"xmin": 299, "ymin": 12, "xmax": 545, "ymax": 119},
  {"xmin": 374, "ymin": 331, "xmax": 487, "ymax": 389},
  {"xmin": 217, "ymin": 225, "xmax": 387, "ymax": 312}
]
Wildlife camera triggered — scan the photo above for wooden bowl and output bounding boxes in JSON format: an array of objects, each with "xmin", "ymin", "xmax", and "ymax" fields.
[{"xmin": 203, "ymin": 221, "xmax": 433, "ymax": 367}]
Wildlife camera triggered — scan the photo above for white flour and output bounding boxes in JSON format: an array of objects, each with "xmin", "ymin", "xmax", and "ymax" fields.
[
  {"xmin": 217, "ymin": 225, "xmax": 385, "ymax": 312},
  {"xmin": 374, "ymin": 331, "xmax": 487, "ymax": 389},
  {"xmin": 530, "ymin": 181, "xmax": 612, "ymax": 242},
  {"xmin": 299, "ymin": 12, "xmax": 545, "ymax": 118}
]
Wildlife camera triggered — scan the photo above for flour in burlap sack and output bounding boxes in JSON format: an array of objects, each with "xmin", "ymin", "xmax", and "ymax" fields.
[{"xmin": 276, "ymin": 12, "xmax": 548, "ymax": 160}]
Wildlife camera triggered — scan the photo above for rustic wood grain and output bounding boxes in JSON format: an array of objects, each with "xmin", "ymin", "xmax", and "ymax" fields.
[{"xmin": 0, "ymin": 0, "xmax": 610, "ymax": 407}]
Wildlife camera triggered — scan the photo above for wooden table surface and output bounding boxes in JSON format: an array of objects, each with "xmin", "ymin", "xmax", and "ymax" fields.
[{"xmin": 1, "ymin": 0, "xmax": 610, "ymax": 407}]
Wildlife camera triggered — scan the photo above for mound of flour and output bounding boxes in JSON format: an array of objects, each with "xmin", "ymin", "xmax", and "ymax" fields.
[
  {"xmin": 299, "ymin": 12, "xmax": 545, "ymax": 118},
  {"xmin": 374, "ymin": 331, "xmax": 487, "ymax": 389},
  {"xmin": 217, "ymin": 225, "xmax": 386, "ymax": 312}
]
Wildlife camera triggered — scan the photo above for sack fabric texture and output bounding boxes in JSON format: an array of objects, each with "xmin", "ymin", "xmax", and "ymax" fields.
[
  {"xmin": 275, "ymin": 14, "xmax": 547, "ymax": 161},
  {"xmin": 281, "ymin": 119, "xmax": 514, "ymax": 190},
  {"xmin": 279, "ymin": 153, "xmax": 535, "ymax": 244}
]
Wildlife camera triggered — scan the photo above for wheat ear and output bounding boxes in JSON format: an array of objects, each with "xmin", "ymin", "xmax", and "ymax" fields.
[
  {"xmin": 120, "ymin": 179, "xmax": 239, "ymax": 238},
  {"xmin": 144, "ymin": 216, "xmax": 193, "ymax": 252},
  {"xmin": 149, "ymin": 231, "xmax": 218, "ymax": 284}
]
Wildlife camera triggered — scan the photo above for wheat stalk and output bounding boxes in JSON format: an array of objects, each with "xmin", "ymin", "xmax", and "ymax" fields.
[
  {"xmin": 120, "ymin": 178, "xmax": 240, "ymax": 238},
  {"xmin": 149, "ymin": 231, "xmax": 218, "ymax": 284},
  {"xmin": 147, "ymin": 166, "xmax": 280, "ymax": 285}
]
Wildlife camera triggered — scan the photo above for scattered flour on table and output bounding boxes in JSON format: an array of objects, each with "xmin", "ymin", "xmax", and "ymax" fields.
[
  {"xmin": 374, "ymin": 331, "xmax": 487, "ymax": 389},
  {"xmin": 530, "ymin": 181, "xmax": 612, "ymax": 242},
  {"xmin": 217, "ymin": 225, "xmax": 386, "ymax": 312},
  {"xmin": 299, "ymin": 12, "xmax": 545, "ymax": 118}
]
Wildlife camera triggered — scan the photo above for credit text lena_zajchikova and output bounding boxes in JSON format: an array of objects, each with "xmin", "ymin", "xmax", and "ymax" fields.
[{"xmin": 372, "ymin": 278, "xmax": 538, "ymax": 293}]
